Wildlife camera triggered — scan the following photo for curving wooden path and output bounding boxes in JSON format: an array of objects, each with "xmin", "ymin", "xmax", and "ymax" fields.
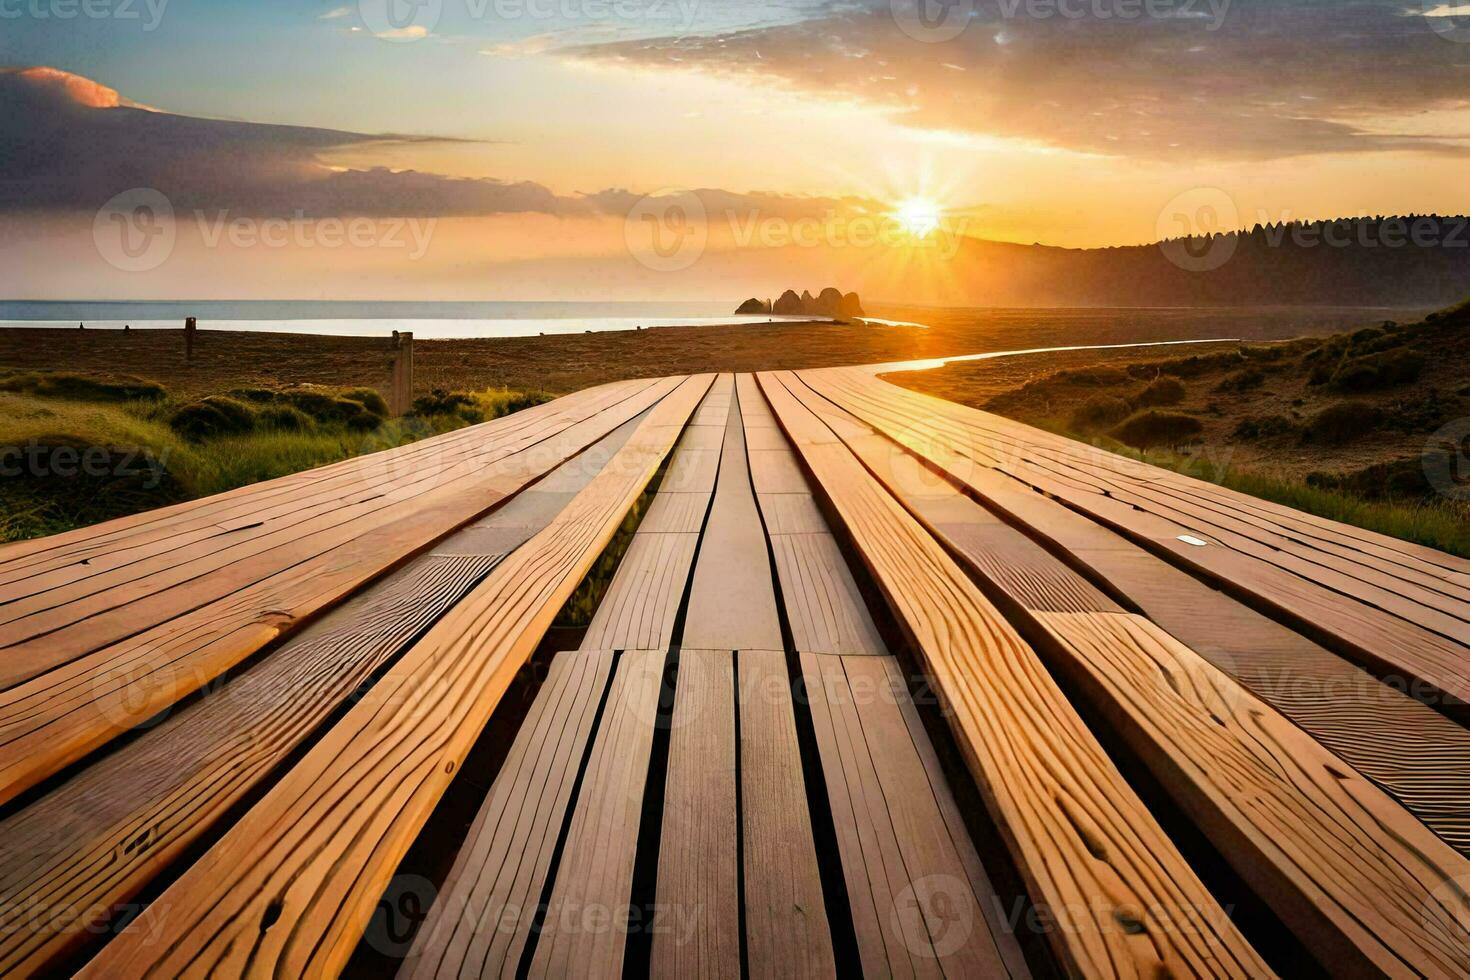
[{"xmin": 2, "ymin": 368, "xmax": 1469, "ymax": 979}]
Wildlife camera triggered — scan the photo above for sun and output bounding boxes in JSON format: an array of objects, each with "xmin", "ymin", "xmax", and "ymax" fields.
[{"xmin": 893, "ymin": 197, "xmax": 942, "ymax": 238}]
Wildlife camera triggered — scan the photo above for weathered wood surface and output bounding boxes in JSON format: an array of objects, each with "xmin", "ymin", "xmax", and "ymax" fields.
[
  {"xmin": 792, "ymin": 374, "xmax": 1470, "ymax": 976},
  {"xmin": 401, "ymin": 650, "xmax": 615, "ymax": 980},
  {"xmin": 0, "ymin": 554, "xmax": 496, "ymax": 975},
  {"xmin": 680, "ymin": 377, "xmax": 783, "ymax": 652},
  {"xmin": 757, "ymin": 370, "xmax": 1269, "ymax": 978},
  {"xmin": 0, "ymin": 379, "xmax": 675, "ymax": 808},
  {"xmin": 529, "ymin": 649, "xmax": 668, "ymax": 977},
  {"xmin": 581, "ymin": 376, "xmax": 729, "ymax": 652},
  {"xmin": 739, "ymin": 375, "xmax": 887, "ymax": 657},
  {"xmin": 77, "ymin": 374, "xmax": 712, "ymax": 978},
  {"xmin": 804, "ymin": 367, "xmax": 1470, "ymax": 709},
  {"xmin": 6, "ymin": 365, "xmax": 1470, "ymax": 979},
  {"xmin": 653, "ymin": 651, "xmax": 740, "ymax": 978},
  {"xmin": 801, "ymin": 651, "xmax": 1028, "ymax": 977}
]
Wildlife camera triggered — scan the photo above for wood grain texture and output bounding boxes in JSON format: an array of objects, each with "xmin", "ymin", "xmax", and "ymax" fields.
[
  {"xmin": 653, "ymin": 651, "xmax": 739, "ymax": 979},
  {"xmin": 581, "ymin": 532, "xmax": 699, "ymax": 652},
  {"xmin": 680, "ymin": 381, "xmax": 783, "ymax": 652},
  {"xmin": 401, "ymin": 650, "xmax": 615, "ymax": 980},
  {"xmin": 793, "ymin": 374, "xmax": 1470, "ymax": 976},
  {"xmin": 0, "ymin": 378, "xmax": 676, "ymax": 809},
  {"xmin": 736, "ymin": 648, "xmax": 836, "ymax": 978},
  {"xmin": 1038, "ymin": 611, "xmax": 1470, "ymax": 979},
  {"xmin": 0, "ymin": 380, "xmax": 634, "ymax": 586},
  {"xmin": 770, "ymin": 533, "xmax": 887, "ymax": 656},
  {"xmin": 528, "ymin": 649, "xmax": 669, "ymax": 978},
  {"xmin": 805, "ymin": 368, "xmax": 1470, "ymax": 710},
  {"xmin": 757, "ymin": 370, "xmax": 1269, "ymax": 979},
  {"xmin": 76, "ymin": 374, "xmax": 713, "ymax": 980},
  {"xmin": 0, "ymin": 380, "xmax": 645, "ymax": 638},
  {"xmin": 0, "ymin": 554, "xmax": 496, "ymax": 976},
  {"xmin": 794, "ymin": 370, "xmax": 1470, "ymax": 858},
  {"xmin": 801, "ymin": 652, "xmax": 1028, "ymax": 977}
]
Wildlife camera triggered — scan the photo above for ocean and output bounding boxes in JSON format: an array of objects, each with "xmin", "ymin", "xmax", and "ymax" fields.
[{"xmin": 0, "ymin": 301, "xmax": 824, "ymax": 339}]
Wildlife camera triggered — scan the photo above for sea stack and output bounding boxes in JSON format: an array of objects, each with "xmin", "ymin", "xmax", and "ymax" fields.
[
  {"xmin": 772, "ymin": 289, "xmax": 803, "ymax": 315},
  {"xmin": 840, "ymin": 291, "xmax": 865, "ymax": 318},
  {"xmin": 736, "ymin": 297, "xmax": 772, "ymax": 314}
]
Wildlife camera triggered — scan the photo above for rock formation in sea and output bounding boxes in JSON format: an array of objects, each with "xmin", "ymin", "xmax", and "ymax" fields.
[
  {"xmin": 741, "ymin": 288, "xmax": 865, "ymax": 319},
  {"xmin": 772, "ymin": 289, "xmax": 804, "ymax": 315}
]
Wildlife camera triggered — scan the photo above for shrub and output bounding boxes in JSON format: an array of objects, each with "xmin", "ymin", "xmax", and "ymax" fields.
[
  {"xmin": 1056, "ymin": 366, "xmax": 1131, "ymax": 387},
  {"xmin": 1070, "ymin": 395, "xmax": 1133, "ymax": 432},
  {"xmin": 1330, "ymin": 348, "xmax": 1424, "ymax": 392},
  {"xmin": 344, "ymin": 410, "xmax": 382, "ymax": 432},
  {"xmin": 1109, "ymin": 410, "xmax": 1204, "ymax": 449},
  {"xmin": 0, "ymin": 370, "xmax": 167, "ymax": 402},
  {"xmin": 1307, "ymin": 457, "xmax": 1434, "ymax": 501},
  {"xmin": 1135, "ymin": 377, "xmax": 1186, "ymax": 407},
  {"xmin": 1233, "ymin": 414, "xmax": 1295, "ymax": 440},
  {"xmin": 1216, "ymin": 368, "xmax": 1265, "ymax": 394},
  {"xmin": 258, "ymin": 405, "xmax": 314, "ymax": 431},
  {"xmin": 169, "ymin": 396, "xmax": 257, "ymax": 440},
  {"xmin": 281, "ymin": 389, "xmax": 378, "ymax": 424},
  {"xmin": 340, "ymin": 387, "xmax": 389, "ymax": 417},
  {"xmin": 1304, "ymin": 401, "xmax": 1380, "ymax": 445},
  {"xmin": 231, "ymin": 387, "xmax": 278, "ymax": 404},
  {"xmin": 411, "ymin": 389, "xmax": 476, "ymax": 417}
]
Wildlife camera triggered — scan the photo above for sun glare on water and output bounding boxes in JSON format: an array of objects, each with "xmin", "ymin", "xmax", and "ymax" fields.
[{"xmin": 893, "ymin": 197, "xmax": 942, "ymax": 238}]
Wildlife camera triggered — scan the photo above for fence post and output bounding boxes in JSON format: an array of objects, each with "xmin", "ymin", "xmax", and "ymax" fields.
[
  {"xmin": 390, "ymin": 331, "xmax": 414, "ymax": 416},
  {"xmin": 184, "ymin": 317, "xmax": 197, "ymax": 363}
]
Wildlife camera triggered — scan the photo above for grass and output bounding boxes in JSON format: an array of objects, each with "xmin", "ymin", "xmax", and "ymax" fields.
[
  {"xmin": 1057, "ymin": 427, "xmax": 1470, "ymax": 559},
  {"xmin": 0, "ymin": 377, "xmax": 556, "ymax": 544}
]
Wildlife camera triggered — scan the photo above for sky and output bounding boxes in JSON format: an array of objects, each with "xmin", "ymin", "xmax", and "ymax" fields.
[{"xmin": 2, "ymin": 0, "xmax": 1469, "ymax": 302}]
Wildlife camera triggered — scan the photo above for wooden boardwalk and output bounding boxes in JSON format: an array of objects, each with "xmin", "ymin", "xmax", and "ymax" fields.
[{"xmin": 2, "ymin": 369, "xmax": 1470, "ymax": 978}]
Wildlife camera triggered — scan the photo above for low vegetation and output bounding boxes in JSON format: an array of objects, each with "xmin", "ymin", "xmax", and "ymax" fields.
[
  {"xmin": 0, "ymin": 369, "xmax": 554, "ymax": 543},
  {"xmin": 965, "ymin": 301, "xmax": 1470, "ymax": 557}
]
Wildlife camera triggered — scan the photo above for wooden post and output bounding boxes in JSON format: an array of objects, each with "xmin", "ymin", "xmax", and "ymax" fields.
[
  {"xmin": 390, "ymin": 331, "xmax": 414, "ymax": 416},
  {"xmin": 184, "ymin": 317, "xmax": 197, "ymax": 363}
]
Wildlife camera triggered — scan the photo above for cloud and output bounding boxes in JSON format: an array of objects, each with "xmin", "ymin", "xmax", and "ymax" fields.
[
  {"xmin": 373, "ymin": 24, "xmax": 429, "ymax": 39},
  {"xmin": 568, "ymin": 0, "xmax": 1470, "ymax": 160},
  {"xmin": 317, "ymin": 5, "xmax": 353, "ymax": 19},
  {"xmin": 0, "ymin": 67, "xmax": 872, "ymax": 223}
]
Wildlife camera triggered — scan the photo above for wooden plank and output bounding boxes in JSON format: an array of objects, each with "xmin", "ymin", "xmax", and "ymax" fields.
[
  {"xmin": 0, "ymin": 380, "xmax": 634, "ymax": 581},
  {"xmin": 581, "ymin": 532, "xmax": 699, "ymax": 651},
  {"xmin": 770, "ymin": 533, "xmax": 886, "ymax": 656},
  {"xmin": 0, "ymin": 380, "xmax": 643, "ymax": 606},
  {"xmin": 737, "ymin": 649, "xmax": 835, "ymax": 978},
  {"xmin": 788, "ymin": 374, "xmax": 1470, "ymax": 976},
  {"xmin": 653, "ymin": 651, "xmax": 739, "ymax": 978},
  {"xmin": 0, "ymin": 379, "xmax": 680, "ymax": 809},
  {"xmin": 778, "ymin": 372, "xmax": 1470, "ymax": 857},
  {"xmin": 0, "ymin": 554, "xmax": 496, "ymax": 975},
  {"xmin": 527, "ymin": 649, "xmax": 668, "ymax": 978},
  {"xmin": 401, "ymin": 650, "xmax": 614, "ymax": 980},
  {"xmin": 680, "ymin": 382, "xmax": 783, "ymax": 652},
  {"xmin": 756, "ymin": 370, "xmax": 1269, "ymax": 978},
  {"xmin": 801, "ymin": 652, "xmax": 1028, "ymax": 977},
  {"xmin": 1040, "ymin": 611, "xmax": 1470, "ymax": 978},
  {"xmin": 0, "ymin": 416, "xmax": 629, "ymax": 974},
  {"xmin": 737, "ymin": 375, "xmax": 887, "ymax": 656},
  {"xmin": 803, "ymin": 368, "xmax": 1470, "ymax": 711},
  {"xmin": 78, "ymin": 374, "xmax": 713, "ymax": 979},
  {"xmin": 856, "ymin": 367, "xmax": 1470, "ymax": 582}
]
